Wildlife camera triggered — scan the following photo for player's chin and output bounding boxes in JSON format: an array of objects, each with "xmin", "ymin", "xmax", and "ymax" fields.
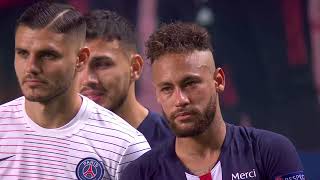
[
  {"xmin": 172, "ymin": 124, "xmax": 200, "ymax": 137},
  {"xmin": 24, "ymin": 95, "xmax": 48, "ymax": 102},
  {"xmin": 174, "ymin": 129, "xmax": 201, "ymax": 137},
  {"xmin": 23, "ymin": 91, "xmax": 52, "ymax": 102},
  {"xmin": 97, "ymin": 98, "xmax": 112, "ymax": 109}
]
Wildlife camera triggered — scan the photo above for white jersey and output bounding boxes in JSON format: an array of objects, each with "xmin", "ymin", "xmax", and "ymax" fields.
[{"xmin": 0, "ymin": 96, "xmax": 151, "ymax": 180}]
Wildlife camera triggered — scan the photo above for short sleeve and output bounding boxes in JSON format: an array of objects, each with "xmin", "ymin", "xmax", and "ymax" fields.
[
  {"xmin": 257, "ymin": 131, "xmax": 305, "ymax": 180},
  {"xmin": 115, "ymin": 134, "xmax": 150, "ymax": 180}
]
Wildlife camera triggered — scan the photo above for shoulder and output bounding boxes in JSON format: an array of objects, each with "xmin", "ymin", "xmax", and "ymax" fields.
[
  {"xmin": 81, "ymin": 97, "xmax": 151, "ymax": 171},
  {"xmin": 84, "ymin": 96, "xmax": 137, "ymax": 134},
  {"xmin": 83, "ymin": 96, "xmax": 150, "ymax": 147},
  {"xmin": 227, "ymin": 124, "xmax": 300, "ymax": 161},
  {"xmin": 142, "ymin": 111, "xmax": 171, "ymax": 132},
  {"xmin": 0, "ymin": 97, "xmax": 24, "ymax": 108},
  {"xmin": 138, "ymin": 111, "xmax": 173, "ymax": 147},
  {"xmin": 0, "ymin": 97, "xmax": 24, "ymax": 113},
  {"xmin": 145, "ymin": 111, "xmax": 167, "ymax": 124},
  {"xmin": 121, "ymin": 139, "xmax": 172, "ymax": 179},
  {"xmin": 130, "ymin": 137, "xmax": 170, "ymax": 164},
  {"xmin": 230, "ymin": 124, "xmax": 295, "ymax": 149},
  {"xmin": 229, "ymin": 124, "xmax": 304, "ymax": 176}
]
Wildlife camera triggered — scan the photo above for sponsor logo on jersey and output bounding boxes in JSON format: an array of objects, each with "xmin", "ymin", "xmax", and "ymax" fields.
[
  {"xmin": 76, "ymin": 157, "xmax": 105, "ymax": 180},
  {"xmin": 232, "ymin": 169, "xmax": 256, "ymax": 180},
  {"xmin": 275, "ymin": 171, "xmax": 305, "ymax": 180}
]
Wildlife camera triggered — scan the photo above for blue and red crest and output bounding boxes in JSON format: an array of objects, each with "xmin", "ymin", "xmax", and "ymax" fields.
[{"xmin": 76, "ymin": 157, "xmax": 105, "ymax": 180}]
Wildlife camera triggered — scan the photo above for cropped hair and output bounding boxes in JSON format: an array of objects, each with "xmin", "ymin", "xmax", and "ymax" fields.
[
  {"xmin": 16, "ymin": 0, "xmax": 86, "ymax": 37},
  {"xmin": 146, "ymin": 22, "xmax": 213, "ymax": 64},
  {"xmin": 85, "ymin": 10, "xmax": 137, "ymax": 51}
]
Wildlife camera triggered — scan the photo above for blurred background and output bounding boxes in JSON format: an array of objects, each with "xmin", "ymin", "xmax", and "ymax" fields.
[{"xmin": 0, "ymin": 0, "xmax": 319, "ymax": 178}]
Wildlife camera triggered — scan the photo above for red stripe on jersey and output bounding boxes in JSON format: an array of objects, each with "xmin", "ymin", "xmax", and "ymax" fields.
[{"xmin": 200, "ymin": 172, "xmax": 212, "ymax": 180}]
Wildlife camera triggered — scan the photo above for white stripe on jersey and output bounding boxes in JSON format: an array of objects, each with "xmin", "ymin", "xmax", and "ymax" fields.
[{"xmin": 0, "ymin": 96, "xmax": 150, "ymax": 180}]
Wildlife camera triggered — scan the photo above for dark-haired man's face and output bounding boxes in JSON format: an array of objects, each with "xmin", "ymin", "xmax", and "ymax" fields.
[
  {"xmin": 152, "ymin": 50, "xmax": 225, "ymax": 137},
  {"xmin": 79, "ymin": 39, "xmax": 131, "ymax": 112},
  {"xmin": 14, "ymin": 26, "xmax": 80, "ymax": 103}
]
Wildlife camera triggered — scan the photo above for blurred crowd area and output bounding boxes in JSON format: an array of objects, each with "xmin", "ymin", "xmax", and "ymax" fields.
[{"xmin": 0, "ymin": 0, "xmax": 320, "ymax": 176}]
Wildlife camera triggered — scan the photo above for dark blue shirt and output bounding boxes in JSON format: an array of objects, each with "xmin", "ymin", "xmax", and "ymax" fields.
[
  {"xmin": 137, "ymin": 111, "xmax": 173, "ymax": 148},
  {"xmin": 121, "ymin": 124, "xmax": 304, "ymax": 180}
]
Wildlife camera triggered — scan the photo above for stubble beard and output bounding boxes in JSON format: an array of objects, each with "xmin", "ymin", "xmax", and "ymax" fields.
[
  {"xmin": 164, "ymin": 95, "xmax": 216, "ymax": 137},
  {"xmin": 22, "ymin": 77, "xmax": 73, "ymax": 104},
  {"xmin": 108, "ymin": 92, "xmax": 128, "ymax": 113}
]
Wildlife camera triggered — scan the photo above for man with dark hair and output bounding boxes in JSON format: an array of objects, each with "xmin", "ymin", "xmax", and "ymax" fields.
[
  {"xmin": 0, "ymin": 2, "xmax": 150, "ymax": 179},
  {"xmin": 79, "ymin": 10, "xmax": 172, "ymax": 148},
  {"xmin": 121, "ymin": 22, "xmax": 305, "ymax": 180}
]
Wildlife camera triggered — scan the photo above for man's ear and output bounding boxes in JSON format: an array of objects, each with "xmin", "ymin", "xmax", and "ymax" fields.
[
  {"xmin": 214, "ymin": 67, "xmax": 225, "ymax": 93},
  {"xmin": 76, "ymin": 47, "xmax": 90, "ymax": 72},
  {"xmin": 130, "ymin": 54, "xmax": 144, "ymax": 81}
]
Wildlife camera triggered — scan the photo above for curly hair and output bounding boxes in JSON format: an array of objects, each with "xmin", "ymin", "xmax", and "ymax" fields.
[{"xmin": 146, "ymin": 22, "xmax": 213, "ymax": 64}]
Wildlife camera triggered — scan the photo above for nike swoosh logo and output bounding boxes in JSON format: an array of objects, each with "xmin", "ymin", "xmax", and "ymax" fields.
[{"xmin": 0, "ymin": 155, "xmax": 15, "ymax": 162}]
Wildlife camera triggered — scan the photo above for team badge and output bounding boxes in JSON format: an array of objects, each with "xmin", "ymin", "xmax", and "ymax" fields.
[{"xmin": 76, "ymin": 157, "xmax": 105, "ymax": 180}]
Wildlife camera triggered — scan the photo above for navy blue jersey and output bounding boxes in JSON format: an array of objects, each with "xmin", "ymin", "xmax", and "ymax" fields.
[
  {"xmin": 121, "ymin": 124, "xmax": 304, "ymax": 180},
  {"xmin": 137, "ymin": 111, "xmax": 173, "ymax": 148}
]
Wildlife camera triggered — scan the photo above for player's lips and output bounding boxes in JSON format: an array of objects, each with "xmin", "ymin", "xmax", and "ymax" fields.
[
  {"xmin": 81, "ymin": 89, "xmax": 104, "ymax": 102},
  {"xmin": 173, "ymin": 112, "xmax": 193, "ymax": 122},
  {"xmin": 23, "ymin": 79, "xmax": 46, "ymax": 87}
]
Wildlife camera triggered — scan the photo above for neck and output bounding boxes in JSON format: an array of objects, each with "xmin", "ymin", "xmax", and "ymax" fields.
[
  {"xmin": 114, "ymin": 87, "xmax": 148, "ymax": 129},
  {"xmin": 176, "ymin": 118, "xmax": 226, "ymax": 156},
  {"xmin": 175, "ymin": 111, "xmax": 226, "ymax": 176},
  {"xmin": 25, "ymin": 91, "xmax": 82, "ymax": 129}
]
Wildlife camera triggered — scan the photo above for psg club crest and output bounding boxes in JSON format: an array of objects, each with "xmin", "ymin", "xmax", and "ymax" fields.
[{"xmin": 76, "ymin": 157, "xmax": 105, "ymax": 180}]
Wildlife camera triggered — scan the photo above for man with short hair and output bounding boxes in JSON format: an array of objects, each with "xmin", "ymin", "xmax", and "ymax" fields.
[
  {"xmin": 121, "ymin": 22, "xmax": 304, "ymax": 180},
  {"xmin": 79, "ymin": 10, "xmax": 172, "ymax": 148},
  {"xmin": 0, "ymin": 2, "xmax": 150, "ymax": 179}
]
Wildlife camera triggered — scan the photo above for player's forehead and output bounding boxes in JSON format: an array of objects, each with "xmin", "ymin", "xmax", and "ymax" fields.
[
  {"xmin": 86, "ymin": 39, "xmax": 129, "ymax": 61},
  {"xmin": 86, "ymin": 38, "xmax": 121, "ymax": 49},
  {"xmin": 152, "ymin": 50, "xmax": 214, "ymax": 84},
  {"xmin": 153, "ymin": 50, "xmax": 214, "ymax": 72},
  {"xmin": 15, "ymin": 26, "xmax": 66, "ymax": 47}
]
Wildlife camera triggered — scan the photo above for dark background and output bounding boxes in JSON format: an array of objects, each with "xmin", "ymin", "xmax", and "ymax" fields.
[{"xmin": 0, "ymin": 0, "xmax": 319, "ymax": 178}]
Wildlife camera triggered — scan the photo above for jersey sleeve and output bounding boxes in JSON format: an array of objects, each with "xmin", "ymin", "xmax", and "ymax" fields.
[
  {"xmin": 120, "ymin": 160, "xmax": 145, "ymax": 180},
  {"xmin": 258, "ymin": 131, "xmax": 305, "ymax": 180},
  {"xmin": 120, "ymin": 151, "xmax": 154, "ymax": 180},
  {"xmin": 115, "ymin": 134, "xmax": 151, "ymax": 180}
]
